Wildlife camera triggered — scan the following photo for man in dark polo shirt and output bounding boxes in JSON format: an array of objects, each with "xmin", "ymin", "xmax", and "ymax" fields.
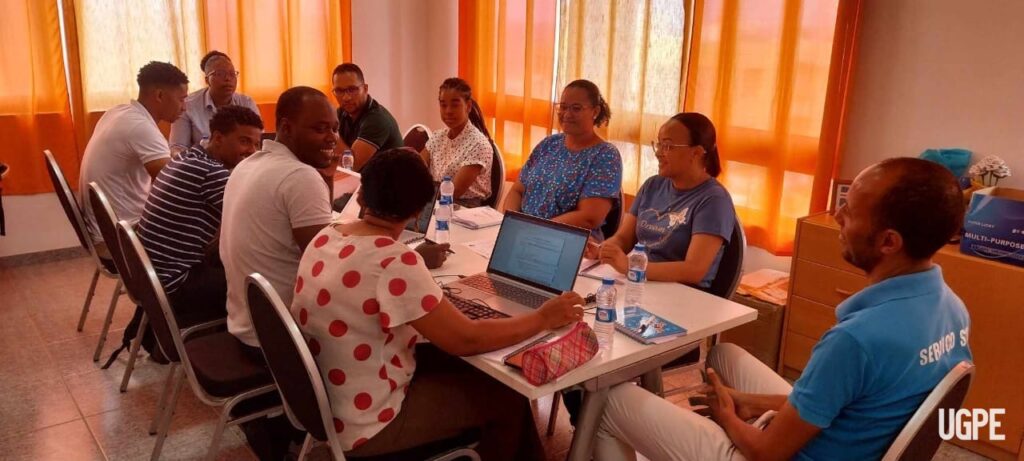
[{"xmin": 331, "ymin": 62, "xmax": 403, "ymax": 171}]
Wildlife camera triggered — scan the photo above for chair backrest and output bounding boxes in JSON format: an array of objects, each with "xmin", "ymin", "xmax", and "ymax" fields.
[
  {"xmin": 246, "ymin": 274, "xmax": 345, "ymax": 458},
  {"xmin": 403, "ymin": 124, "xmax": 431, "ymax": 152},
  {"xmin": 43, "ymin": 150, "xmax": 95, "ymax": 254},
  {"xmin": 707, "ymin": 218, "xmax": 746, "ymax": 299},
  {"xmin": 116, "ymin": 220, "xmax": 185, "ymax": 364},
  {"xmin": 483, "ymin": 141, "xmax": 506, "ymax": 208},
  {"xmin": 882, "ymin": 361, "xmax": 975, "ymax": 461},
  {"xmin": 599, "ymin": 190, "xmax": 625, "ymax": 239},
  {"xmin": 88, "ymin": 182, "xmax": 139, "ymax": 301}
]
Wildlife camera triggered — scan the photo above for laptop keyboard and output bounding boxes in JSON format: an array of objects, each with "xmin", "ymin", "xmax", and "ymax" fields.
[
  {"xmin": 459, "ymin": 274, "xmax": 550, "ymax": 309},
  {"xmin": 450, "ymin": 295, "xmax": 510, "ymax": 320}
]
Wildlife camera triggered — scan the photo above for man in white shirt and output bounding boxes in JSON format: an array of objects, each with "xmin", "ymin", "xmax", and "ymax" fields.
[
  {"xmin": 79, "ymin": 61, "xmax": 188, "ymax": 245},
  {"xmin": 220, "ymin": 86, "xmax": 339, "ymax": 348}
]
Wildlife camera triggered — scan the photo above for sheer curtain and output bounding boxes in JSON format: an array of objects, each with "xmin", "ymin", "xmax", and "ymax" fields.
[
  {"xmin": 0, "ymin": 0, "xmax": 79, "ymax": 194},
  {"xmin": 684, "ymin": 0, "xmax": 857, "ymax": 253},
  {"xmin": 204, "ymin": 0, "xmax": 352, "ymax": 131},
  {"xmin": 73, "ymin": 0, "xmax": 206, "ymax": 113},
  {"xmin": 555, "ymin": 0, "xmax": 689, "ymax": 193},
  {"xmin": 459, "ymin": 0, "xmax": 559, "ymax": 174}
]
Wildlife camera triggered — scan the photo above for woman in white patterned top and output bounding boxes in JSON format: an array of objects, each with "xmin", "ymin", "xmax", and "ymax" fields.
[{"xmin": 420, "ymin": 78, "xmax": 494, "ymax": 207}]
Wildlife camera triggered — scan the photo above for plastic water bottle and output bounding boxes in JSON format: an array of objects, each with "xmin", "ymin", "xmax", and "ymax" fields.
[
  {"xmin": 595, "ymin": 278, "xmax": 617, "ymax": 354},
  {"xmin": 435, "ymin": 176, "xmax": 454, "ymax": 244},
  {"xmin": 625, "ymin": 244, "xmax": 648, "ymax": 316},
  {"xmin": 199, "ymin": 136, "xmax": 210, "ymax": 149},
  {"xmin": 341, "ymin": 149, "xmax": 354, "ymax": 170}
]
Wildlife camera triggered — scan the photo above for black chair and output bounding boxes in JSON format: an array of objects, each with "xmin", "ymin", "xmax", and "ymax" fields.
[
  {"xmin": 116, "ymin": 221, "xmax": 282, "ymax": 461},
  {"xmin": 245, "ymin": 273, "xmax": 481, "ymax": 461},
  {"xmin": 600, "ymin": 191, "xmax": 626, "ymax": 239},
  {"xmin": 706, "ymin": 218, "xmax": 747, "ymax": 300},
  {"xmin": 43, "ymin": 151, "xmax": 122, "ymax": 335},
  {"xmin": 882, "ymin": 361, "xmax": 974, "ymax": 460},
  {"xmin": 482, "ymin": 141, "xmax": 506, "ymax": 208},
  {"xmin": 86, "ymin": 182, "xmax": 140, "ymax": 364},
  {"xmin": 403, "ymin": 124, "xmax": 431, "ymax": 153}
]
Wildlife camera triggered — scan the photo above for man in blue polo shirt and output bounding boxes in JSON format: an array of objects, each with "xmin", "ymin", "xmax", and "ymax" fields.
[{"xmin": 593, "ymin": 157, "xmax": 972, "ymax": 461}]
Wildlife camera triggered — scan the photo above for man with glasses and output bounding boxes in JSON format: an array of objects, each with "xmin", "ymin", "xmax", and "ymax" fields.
[
  {"xmin": 331, "ymin": 63, "xmax": 403, "ymax": 171},
  {"xmin": 170, "ymin": 51, "xmax": 261, "ymax": 152}
]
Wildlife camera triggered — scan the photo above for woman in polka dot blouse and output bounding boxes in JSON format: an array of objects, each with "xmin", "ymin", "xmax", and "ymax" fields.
[
  {"xmin": 420, "ymin": 77, "xmax": 494, "ymax": 207},
  {"xmin": 504, "ymin": 79, "xmax": 623, "ymax": 239},
  {"xmin": 292, "ymin": 148, "xmax": 585, "ymax": 460}
]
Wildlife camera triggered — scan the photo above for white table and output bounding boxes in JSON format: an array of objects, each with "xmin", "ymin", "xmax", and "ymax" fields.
[{"xmin": 431, "ymin": 222, "xmax": 757, "ymax": 460}]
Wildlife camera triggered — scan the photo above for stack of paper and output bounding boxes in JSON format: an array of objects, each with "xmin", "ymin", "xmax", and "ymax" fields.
[
  {"xmin": 578, "ymin": 258, "xmax": 627, "ymax": 284},
  {"xmin": 736, "ymin": 268, "xmax": 790, "ymax": 305},
  {"xmin": 452, "ymin": 206, "xmax": 504, "ymax": 229}
]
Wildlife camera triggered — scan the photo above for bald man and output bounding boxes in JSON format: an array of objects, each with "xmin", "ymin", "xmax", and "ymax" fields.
[{"xmin": 592, "ymin": 158, "xmax": 973, "ymax": 461}]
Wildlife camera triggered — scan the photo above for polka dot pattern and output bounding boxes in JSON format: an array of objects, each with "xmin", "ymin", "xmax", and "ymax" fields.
[
  {"xmin": 390, "ymin": 355, "xmax": 403, "ymax": 368},
  {"xmin": 317, "ymin": 289, "xmax": 331, "ymax": 306},
  {"xmin": 308, "ymin": 338, "xmax": 321, "ymax": 356},
  {"xmin": 424, "ymin": 123, "xmax": 493, "ymax": 201},
  {"xmin": 329, "ymin": 320, "xmax": 348, "ymax": 337},
  {"xmin": 295, "ymin": 276, "xmax": 304, "ymax": 294},
  {"xmin": 374, "ymin": 238, "xmax": 394, "ymax": 248},
  {"xmin": 311, "ymin": 261, "xmax": 325, "ymax": 277},
  {"xmin": 334, "ymin": 418, "xmax": 344, "ymax": 433},
  {"xmin": 362, "ymin": 298, "xmax": 380, "ymax": 315},
  {"xmin": 354, "ymin": 393, "xmax": 372, "ymax": 410},
  {"xmin": 354, "ymin": 344, "xmax": 372, "ymax": 361},
  {"xmin": 407, "ymin": 335, "xmax": 419, "ymax": 349},
  {"xmin": 378, "ymin": 408, "xmax": 395, "ymax": 423},
  {"xmin": 314, "ymin": 235, "xmax": 329, "ymax": 248},
  {"xmin": 400, "ymin": 252, "xmax": 418, "ymax": 266},
  {"xmin": 342, "ymin": 271, "xmax": 361, "ymax": 288},
  {"xmin": 421, "ymin": 295, "xmax": 439, "ymax": 312},
  {"xmin": 379, "ymin": 312, "xmax": 391, "ymax": 329},
  {"xmin": 328, "ymin": 369, "xmax": 346, "ymax": 385},
  {"xmin": 388, "ymin": 279, "xmax": 407, "ymax": 296},
  {"xmin": 299, "ymin": 309, "xmax": 308, "ymax": 326},
  {"xmin": 338, "ymin": 245, "xmax": 356, "ymax": 259},
  {"xmin": 380, "ymin": 256, "xmax": 395, "ymax": 269}
]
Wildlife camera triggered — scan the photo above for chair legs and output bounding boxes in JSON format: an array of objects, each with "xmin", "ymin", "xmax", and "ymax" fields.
[
  {"xmin": 546, "ymin": 392, "xmax": 562, "ymax": 436},
  {"xmin": 93, "ymin": 280, "xmax": 123, "ymax": 361},
  {"xmin": 297, "ymin": 433, "xmax": 314, "ymax": 461},
  {"xmin": 120, "ymin": 314, "xmax": 148, "ymax": 392},
  {"xmin": 151, "ymin": 364, "xmax": 185, "ymax": 461},
  {"xmin": 149, "ymin": 363, "xmax": 178, "ymax": 435},
  {"xmin": 77, "ymin": 268, "xmax": 101, "ymax": 332}
]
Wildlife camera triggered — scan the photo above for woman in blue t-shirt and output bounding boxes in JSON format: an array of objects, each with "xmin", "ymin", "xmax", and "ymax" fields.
[
  {"xmin": 586, "ymin": 112, "xmax": 736, "ymax": 288},
  {"xmin": 503, "ymin": 79, "xmax": 622, "ymax": 237}
]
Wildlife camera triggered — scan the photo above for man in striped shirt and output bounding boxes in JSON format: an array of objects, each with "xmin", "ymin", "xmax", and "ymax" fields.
[{"xmin": 137, "ymin": 105, "xmax": 264, "ymax": 326}]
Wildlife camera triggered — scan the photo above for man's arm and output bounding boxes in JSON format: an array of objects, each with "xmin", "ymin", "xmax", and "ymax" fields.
[
  {"xmin": 350, "ymin": 139, "xmax": 378, "ymax": 171},
  {"xmin": 144, "ymin": 158, "xmax": 169, "ymax": 181},
  {"xmin": 292, "ymin": 224, "xmax": 328, "ymax": 252}
]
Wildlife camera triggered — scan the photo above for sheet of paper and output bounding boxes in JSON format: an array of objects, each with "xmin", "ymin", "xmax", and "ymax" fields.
[
  {"xmin": 452, "ymin": 206, "xmax": 504, "ymax": 228},
  {"xmin": 465, "ymin": 239, "xmax": 496, "ymax": 259},
  {"xmin": 739, "ymin": 268, "xmax": 788, "ymax": 289},
  {"xmin": 579, "ymin": 258, "xmax": 627, "ymax": 284}
]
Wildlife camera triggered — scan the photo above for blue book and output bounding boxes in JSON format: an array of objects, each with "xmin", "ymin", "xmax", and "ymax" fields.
[{"xmin": 615, "ymin": 306, "xmax": 687, "ymax": 345}]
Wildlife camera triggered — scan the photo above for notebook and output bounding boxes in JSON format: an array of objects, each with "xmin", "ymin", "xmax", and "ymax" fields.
[
  {"xmin": 615, "ymin": 306, "xmax": 687, "ymax": 345},
  {"xmin": 578, "ymin": 258, "xmax": 627, "ymax": 284},
  {"xmin": 452, "ymin": 206, "xmax": 504, "ymax": 229}
]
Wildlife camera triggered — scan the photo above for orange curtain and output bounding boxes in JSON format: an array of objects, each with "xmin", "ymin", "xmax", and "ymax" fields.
[
  {"xmin": 459, "ymin": 0, "xmax": 558, "ymax": 176},
  {"xmin": 684, "ymin": 0, "xmax": 861, "ymax": 254},
  {"xmin": 0, "ymin": 0, "xmax": 80, "ymax": 195},
  {"xmin": 205, "ymin": 0, "xmax": 352, "ymax": 132}
]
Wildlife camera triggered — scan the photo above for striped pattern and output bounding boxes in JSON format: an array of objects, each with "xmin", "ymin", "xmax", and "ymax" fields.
[{"xmin": 137, "ymin": 147, "xmax": 228, "ymax": 293}]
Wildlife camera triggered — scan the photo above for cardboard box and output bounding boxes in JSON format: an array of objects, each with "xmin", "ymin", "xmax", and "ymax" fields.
[
  {"xmin": 720, "ymin": 294, "xmax": 785, "ymax": 370},
  {"xmin": 961, "ymin": 187, "xmax": 1024, "ymax": 268}
]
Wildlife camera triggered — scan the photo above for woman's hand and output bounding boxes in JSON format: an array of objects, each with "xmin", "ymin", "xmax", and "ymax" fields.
[
  {"xmin": 598, "ymin": 243, "xmax": 628, "ymax": 273},
  {"xmin": 536, "ymin": 292, "xmax": 585, "ymax": 330},
  {"xmin": 584, "ymin": 238, "xmax": 601, "ymax": 259}
]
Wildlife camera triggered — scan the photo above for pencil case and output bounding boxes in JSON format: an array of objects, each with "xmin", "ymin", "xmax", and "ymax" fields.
[{"xmin": 520, "ymin": 322, "xmax": 599, "ymax": 386}]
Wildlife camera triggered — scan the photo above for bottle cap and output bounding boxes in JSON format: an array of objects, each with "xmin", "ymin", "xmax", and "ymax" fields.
[
  {"xmin": 443, "ymin": 175, "xmax": 452, "ymax": 181},
  {"xmin": 634, "ymin": 244, "xmax": 646, "ymax": 252},
  {"xmin": 602, "ymin": 278, "xmax": 615, "ymax": 285}
]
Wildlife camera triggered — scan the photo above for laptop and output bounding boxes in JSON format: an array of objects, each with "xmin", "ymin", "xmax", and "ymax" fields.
[
  {"xmin": 350, "ymin": 185, "xmax": 438, "ymax": 245},
  {"xmin": 446, "ymin": 211, "xmax": 589, "ymax": 317}
]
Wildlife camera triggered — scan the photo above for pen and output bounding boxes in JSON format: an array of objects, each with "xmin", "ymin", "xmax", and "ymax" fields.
[{"xmin": 425, "ymin": 239, "xmax": 456, "ymax": 255}]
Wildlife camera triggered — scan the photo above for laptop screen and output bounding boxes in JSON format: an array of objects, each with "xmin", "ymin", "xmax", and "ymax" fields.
[
  {"xmin": 487, "ymin": 212, "xmax": 589, "ymax": 294},
  {"xmin": 355, "ymin": 185, "xmax": 436, "ymax": 233}
]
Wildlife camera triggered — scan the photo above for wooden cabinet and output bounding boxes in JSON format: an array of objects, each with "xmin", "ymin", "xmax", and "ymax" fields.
[{"xmin": 781, "ymin": 213, "xmax": 1024, "ymax": 461}]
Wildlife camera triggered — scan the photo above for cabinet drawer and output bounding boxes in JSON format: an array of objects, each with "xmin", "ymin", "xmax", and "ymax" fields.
[
  {"xmin": 797, "ymin": 221, "xmax": 862, "ymax": 274},
  {"xmin": 782, "ymin": 331, "xmax": 817, "ymax": 373},
  {"xmin": 792, "ymin": 259, "xmax": 868, "ymax": 307},
  {"xmin": 788, "ymin": 296, "xmax": 836, "ymax": 340}
]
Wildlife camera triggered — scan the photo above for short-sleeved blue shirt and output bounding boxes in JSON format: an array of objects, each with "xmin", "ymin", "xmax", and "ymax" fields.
[
  {"xmin": 789, "ymin": 266, "xmax": 972, "ymax": 461},
  {"xmin": 519, "ymin": 134, "xmax": 622, "ymax": 236},
  {"xmin": 629, "ymin": 176, "xmax": 735, "ymax": 288}
]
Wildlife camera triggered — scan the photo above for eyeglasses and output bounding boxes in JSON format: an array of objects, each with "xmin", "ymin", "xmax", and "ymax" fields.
[
  {"xmin": 650, "ymin": 141, "xmax": 694, "ymax": 152},
  {"xmin": 332, "ymin": 85, "xmax": 364, "ymax": 97},
  {"xmin": 554, "ymin": 103, "xmax": 592, "ymax": 114},
  {"xmin": 206, "ymin": 70, "xmax": 239, "ymax": 79}
]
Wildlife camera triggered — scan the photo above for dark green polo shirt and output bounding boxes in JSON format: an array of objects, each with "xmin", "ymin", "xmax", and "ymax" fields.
[{"xmin": 338, "ymin": 95, "xmax": 404, "ymax": 158}]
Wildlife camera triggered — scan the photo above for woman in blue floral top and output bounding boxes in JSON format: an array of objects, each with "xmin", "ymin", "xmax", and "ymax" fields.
[{"xmin": 503, "ymin": 80, "xmax": 622, "ymax": 238}]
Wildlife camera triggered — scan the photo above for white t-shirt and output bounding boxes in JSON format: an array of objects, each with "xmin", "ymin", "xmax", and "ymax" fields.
[
  {"xmin": 220, "ymin": 140, "xmax": 332, "ymax": 346},
  {"xmin": 291, "ymin": 228, "xmax": 442, "ymax": 450},
  {"xmin": 79, "ymin": 100, "xmax": 170, "ymax": 240},
  {"xmin": 425, "ymin": 123, "xmax": 493, "ymax": 201}
]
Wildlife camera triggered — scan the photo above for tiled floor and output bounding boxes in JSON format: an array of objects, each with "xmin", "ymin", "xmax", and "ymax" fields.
[{"xmin": 0, "ymin": 254, "xmax": 993, "ymax": 461}]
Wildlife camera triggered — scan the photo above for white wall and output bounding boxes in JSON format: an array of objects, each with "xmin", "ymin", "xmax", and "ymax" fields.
[
  {"xmin": 351, "ymin": 0, "xmax": 458, "ymax": 132},
  {"xmin": 0, "ymin": 194, "xmax": 81, "ymax": 258},
  {"xmin": 840, "ymin": 0, "xmax": 1024, "ymax": 187}
]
